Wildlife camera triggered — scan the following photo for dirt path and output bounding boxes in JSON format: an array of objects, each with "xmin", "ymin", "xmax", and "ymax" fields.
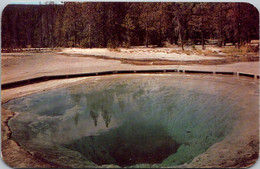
[{"xmin": 1, "ymin": 51, "xmax": 259, "ymax": 85}]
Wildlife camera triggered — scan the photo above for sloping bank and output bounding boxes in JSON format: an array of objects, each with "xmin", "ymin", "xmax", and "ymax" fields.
[{"xmin": 1, "ymin": 73, "xmax": 259, "ymax": 168}]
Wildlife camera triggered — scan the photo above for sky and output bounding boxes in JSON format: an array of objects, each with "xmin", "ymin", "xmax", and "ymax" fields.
[{"xmin": 10, "ymin": 1, "xmax": 63, "ymax": 5}]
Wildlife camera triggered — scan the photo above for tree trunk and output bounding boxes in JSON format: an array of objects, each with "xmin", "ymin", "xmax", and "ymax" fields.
[
  {"xmin": 201, "ymin": 6, "xmax": 205, "ymax": 50},
  {"xmin": 145, "ymin": 24, "xmax": 148, "ymax": 47},
  {"xmin": 237, "ymin": 3, "xmax": 241, "ymax": 49},
  {"xmin": 218, "ymin": 4, "xmax": 223, "ymax": 47},
  {"xmin": 40, "ymin": 10, "xmax": 43, "ymax": 47},
  {"xmin": 88, "ymin": 24, "xmax": 92, "ymax": 48},
  {"xmin": 12, "ymin": 9, "xmax": 18, "ymax": 48},
  {"xmin": 202, "ymin": 30, "xmax": 205, "ymax": 50},
  {"xmin": 26, "ymin": 28, "xmax": 33, "ymax": 47},
  {"xmin": 73, "ymin": 3, "xmax": 77, "ymax": 47},
  {"xmin": 158, "ymin": 3, "xmax": 163, "ymax": 47},
  {"xmin": 127, "ymin": 28, "xmax": 130, "ymax": 47},
  {"xmin": 177, "ymin": 18, "xmax": 184, "ymax": 51},
  {"xmin": 175, "ymin": 10, "xmax": 184, "ymax": 51}
]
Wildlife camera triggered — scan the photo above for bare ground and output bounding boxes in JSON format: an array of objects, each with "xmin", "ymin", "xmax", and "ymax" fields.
[
  {"xmin": 60, "ymin": 46, "xmax": 259, "ymax": 66},
  {"xmin": 1, "ymin": 48, "xmax": 259, "ymax": 84}
]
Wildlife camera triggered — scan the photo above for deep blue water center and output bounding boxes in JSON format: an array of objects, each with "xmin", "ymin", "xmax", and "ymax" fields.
[{"xmin": 4, "ymin": 74, "xmax": 251, "ymax": 167}]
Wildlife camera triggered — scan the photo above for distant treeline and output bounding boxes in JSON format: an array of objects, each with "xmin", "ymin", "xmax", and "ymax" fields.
[{"xmin": 1, "ymin": 2, "xmax": 259, "ymax": 50}]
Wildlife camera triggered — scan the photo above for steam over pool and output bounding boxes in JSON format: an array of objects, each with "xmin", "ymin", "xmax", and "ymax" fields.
[{"xmin": 3, "ymin": 74, "xmax": 258, "ymax": 167}]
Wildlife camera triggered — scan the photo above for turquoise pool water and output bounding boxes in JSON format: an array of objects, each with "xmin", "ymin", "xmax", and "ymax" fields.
[{"xmin": 3, "ymin": 74, "xmax": 258, "ymax": 167}]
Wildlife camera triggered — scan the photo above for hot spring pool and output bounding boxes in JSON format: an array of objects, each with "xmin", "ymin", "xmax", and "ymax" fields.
[{"xmin": 3, "ymin": 74, "xmax": 259, "ymax": 167}]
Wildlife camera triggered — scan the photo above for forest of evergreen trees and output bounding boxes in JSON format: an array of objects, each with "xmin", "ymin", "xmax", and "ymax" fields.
[{"xmin": 1, "ymin": 2, "xmax": 259, "ymax": 50}]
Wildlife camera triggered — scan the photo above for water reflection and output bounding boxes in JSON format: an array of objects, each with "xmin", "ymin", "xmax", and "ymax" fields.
[
  {"xmin": 3, "ymin": 75, "xmax": 253, "ymax": 167},
  {"xmin": 102, "ymin": 110, "xmax": 112, "ymax": 128},
  {"xmin": 65, "ymin": 120, "xmax": 180, "ymax": 167},
  {"xmin": 74, "ymin": 113, "xmax": 79, "ymax": 126},
  {"xmin": 67, "ymin": 86, "xmax": 118, "ymax": 128},
  {"xmin": 90, "ymin": 110, "xmax": 99, "ymax": 126}
]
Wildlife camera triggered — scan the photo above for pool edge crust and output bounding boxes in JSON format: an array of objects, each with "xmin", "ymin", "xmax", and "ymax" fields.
[
  {"xmin": 1, "ymin": 108, "xmax": 57, "ymax": 168},
  {"xmin": 1, "ymin": 69, "xmax": 258, "ymax": 90},
  {"xmin": 1, "ymin": 107, "xmax": 102, "ymax": 169}
]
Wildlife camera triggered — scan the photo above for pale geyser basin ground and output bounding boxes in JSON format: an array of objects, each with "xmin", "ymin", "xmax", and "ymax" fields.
[
  {"xmin": 2, "ymin": 74, "xmax": 259, "ymax": 168},
  {"xmin": 60, "ymin": 48, "xmax": 222, "ymax": 61}
]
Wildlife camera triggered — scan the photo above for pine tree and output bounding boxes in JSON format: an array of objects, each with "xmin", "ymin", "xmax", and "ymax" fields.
[
  {"xmin": 139, "ymin": 3, "xmax": 157, "ymax": 47},
  {"xmin": 121, "ymin": 14, "xmax": 135, "ymax": 47}
]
